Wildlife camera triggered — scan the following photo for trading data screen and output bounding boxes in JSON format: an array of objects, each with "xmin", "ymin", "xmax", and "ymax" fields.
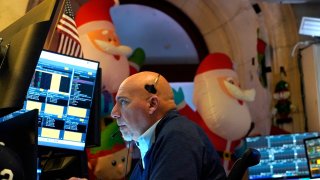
[
  {"xmin": 1, "ymin": 50, "xmax": 99, "ymax": 151},
  {"xmin": 304, "ymin": 136, "xmax": 320, "ymax": 179},
  {"xmin": 246, "ymin": 132, "xmax": 320, "ymax": 180}
]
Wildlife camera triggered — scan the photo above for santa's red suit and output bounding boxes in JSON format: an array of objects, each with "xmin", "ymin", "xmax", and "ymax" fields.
[{"xmin": 175, "ymin": 53, "xmax": 256, "ymax": 172}]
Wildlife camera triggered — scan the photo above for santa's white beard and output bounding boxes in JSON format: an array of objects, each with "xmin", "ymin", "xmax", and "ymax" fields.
[
  {"xmin": 94, "ymin": 40, "xmax": 132, "ymax": 56},
  {"xmin": 78, "ymin": 35, "xmax": 129, "ymax": 93},
  {"xmin": 193, "ymin": 70, "xmax": 252, "ymax": 141}
]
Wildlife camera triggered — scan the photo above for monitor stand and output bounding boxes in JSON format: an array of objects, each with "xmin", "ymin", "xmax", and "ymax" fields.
[{"xmin": 38, "ymin": 146, "xmax": 89, "ymax": 179}]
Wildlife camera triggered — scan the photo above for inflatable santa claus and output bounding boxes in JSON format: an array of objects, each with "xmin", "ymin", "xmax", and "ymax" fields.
[
  {"xmin": 75, "ymin": 1, "xmax": 145, "ymax": 179},
  {"xmin": 174, "ymin": 53, "xmax": 256, "ymax": 172},
  {"xmin": 75, "ymin": 0, "xmax": 132, "ymax": 94}
]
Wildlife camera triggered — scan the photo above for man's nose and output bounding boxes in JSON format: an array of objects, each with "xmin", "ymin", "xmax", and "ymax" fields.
[{"xmin": 111, "ymin": 105, "xmax": 120, "ymax": 119}]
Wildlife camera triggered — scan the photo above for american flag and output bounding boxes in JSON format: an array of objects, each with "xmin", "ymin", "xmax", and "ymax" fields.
[{"xmin": 56, "ymin": 0, "xmax": 83, "ymax": 58}]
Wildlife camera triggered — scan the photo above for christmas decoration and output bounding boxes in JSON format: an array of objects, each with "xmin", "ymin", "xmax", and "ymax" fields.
[
  {"xmin": 272, "ymin": 79, "xmax": 294, "ymax": 125},
  {"xmin": 173, "ymin": 53, "xmax": 256, "ymax": 172}
]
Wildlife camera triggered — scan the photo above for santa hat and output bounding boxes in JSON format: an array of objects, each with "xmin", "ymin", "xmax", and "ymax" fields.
[
  {"xmin": 196, "ymin": 53, "xmax": 234, "ymax": 75},
  {"xmin": 75, "ymin": 0, "xmax": 116, "ymax": 28}
]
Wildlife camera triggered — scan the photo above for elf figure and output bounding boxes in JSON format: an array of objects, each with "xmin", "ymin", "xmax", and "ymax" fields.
[
  {"xmin": 272, "ymin": 80, "xmax": 294, "ymax": 125},
  {"xmin": 87, "ymin": 120, "xmax": 131, "ymax": 180},
  {"xmin": 174, "ymin": 53, "xmax": 256, "ymax": 172}
]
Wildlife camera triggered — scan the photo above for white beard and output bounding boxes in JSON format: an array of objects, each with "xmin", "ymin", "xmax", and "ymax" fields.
[
  {"xmin": 193, "ymin": 70, "xmax": 252, "ymax": 141},
  {"xmin": 94, "ymin": 40, "xmax": 132, "ymax": 56},
  {"xmin": 77, "ymin": 21, "xmax": 129, "ymax": 93},
  {"xmin": 118, "ymin": 126, "xmax": 135, "ymax": 142}
]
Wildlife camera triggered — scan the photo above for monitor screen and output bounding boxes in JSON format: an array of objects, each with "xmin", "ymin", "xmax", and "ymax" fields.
[
  {"xmin": 1, "ymin": 50, "xmax": 99, "ymax": 151},
  {"xmin": 245, "ymin": 132, "xmax": 320, "ymax": 179},
  {"xmin": 304, "ymin": 136, "xmax": 320, "ymax": 179},
  {"xmin": 33, "ymin": 50, "xmax": 99, "ymax": 151}
]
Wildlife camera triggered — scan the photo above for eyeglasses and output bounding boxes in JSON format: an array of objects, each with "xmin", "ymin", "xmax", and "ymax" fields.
[{"xmin": 144, "ymin": 74, "xmax": 160, "ymax": 94}]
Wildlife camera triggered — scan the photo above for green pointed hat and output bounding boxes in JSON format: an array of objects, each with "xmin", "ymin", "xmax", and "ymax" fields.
[{"xmin": 87, "ymin": 120, "xmax": 125, "ymax": 158}]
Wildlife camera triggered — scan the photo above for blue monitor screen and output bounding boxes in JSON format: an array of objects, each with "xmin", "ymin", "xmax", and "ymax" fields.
[
  {"xmin": 1, "ymin": 50, "xmax": 99, "ymax": 151},
  {"xmin": 245, "ymin": 132, "xmax": 320, "ymax": 180}
]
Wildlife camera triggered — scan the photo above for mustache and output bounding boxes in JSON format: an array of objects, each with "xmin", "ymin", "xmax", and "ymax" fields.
[
  {"xmin": 223, "ymin": 80, "xmax": 256, "ymax": 102},
  {"xmin": 94, "ymin": 39, "xmax": 132, "ymax": 56}
]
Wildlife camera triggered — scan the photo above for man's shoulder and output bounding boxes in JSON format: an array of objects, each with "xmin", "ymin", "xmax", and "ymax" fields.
[
  {"xmin": 162, "ymin": 112, "xmax": 196, "ymax": 128},
  {"xmin": 157, "ymin": 113, "xmax": 203, "ymax": 139}
]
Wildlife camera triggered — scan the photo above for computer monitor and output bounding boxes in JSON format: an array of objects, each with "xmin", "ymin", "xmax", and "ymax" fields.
[
  {"xmin": 304, "ymin": 136, "xmax": 320, "ymax": 179},
  {"xmin": 0, "ymin": 0, "xmax": 61, "ymax": 117},
  {"xmin": 245, "ymin": 132, "xmax": 320, "ymax": 179},
  {"xmin": 33, "ymin": 50, "xmax": 99, "ymax": 151},
  {"xmin": 2, "ymin": 50, "xmax": 100, "ymax": 151},
  {"xmin": 0, "ymin": 68, "xmax": 101, "ymax": 151},
  {"xmin": 0, "ymin": 109, "xmax": 38, "ymax": 180}
]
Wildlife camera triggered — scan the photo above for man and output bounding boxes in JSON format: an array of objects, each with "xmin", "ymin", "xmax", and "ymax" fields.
[{"xmin": 111, "ymin": 71, "xmax": 226, "ymax": 179}]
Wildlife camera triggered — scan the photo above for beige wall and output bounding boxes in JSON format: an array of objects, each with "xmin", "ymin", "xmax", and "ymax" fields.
[
  {"xmin": 0, "ymin": 0, "xmax": 29, "ymax": 31},
  {"xmin": 169, "ymin": 0, "xmax": 300, "ymax": 133}
]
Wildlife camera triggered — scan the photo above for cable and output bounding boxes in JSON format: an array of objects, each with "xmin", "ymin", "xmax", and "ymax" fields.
[
  {"xmin": 291, "ymin": 41, "xmax": 313, "ymax": 57},
  {"xmin": 293, "ymin": 38, "xmax": 320, "ymax": 131},
  {"xmin": 296, "ymin": 49, "xmax": 309, "ymax": 132},
  {"xmin": 291, "ymin": 39, "xmax": 320, "ymax": 57}
]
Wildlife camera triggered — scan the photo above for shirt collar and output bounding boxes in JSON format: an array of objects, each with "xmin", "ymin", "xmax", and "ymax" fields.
[{"xmin": 136, "ymin": 119, "xmax": 161, "ymax": 169}]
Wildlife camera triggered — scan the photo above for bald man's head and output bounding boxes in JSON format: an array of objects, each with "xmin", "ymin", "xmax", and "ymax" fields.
[
  {"xmin": 111, "ymin": 72, "xmax": 177, "ymax": 140},
  {"xmin": 118, "ymin": 71, "xmax": 176, "ymax": 115}
]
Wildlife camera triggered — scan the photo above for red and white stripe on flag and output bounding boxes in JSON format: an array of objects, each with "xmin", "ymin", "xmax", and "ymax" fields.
[{"xmin": 56, "ymin": 1, "xmax": 83, "ymax": 58}]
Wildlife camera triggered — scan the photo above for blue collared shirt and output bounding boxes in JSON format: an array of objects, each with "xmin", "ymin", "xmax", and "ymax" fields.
[{"xmin": 136, "ymin": 119, "xmax": 161, "ymax": 169}]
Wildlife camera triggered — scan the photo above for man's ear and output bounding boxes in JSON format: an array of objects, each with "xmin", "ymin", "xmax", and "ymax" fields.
[{"xmin": 148, "ymin": 96, "xmax": 159, "ymax": 114}]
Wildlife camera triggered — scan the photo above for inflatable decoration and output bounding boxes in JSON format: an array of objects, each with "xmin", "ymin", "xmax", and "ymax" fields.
[
  {"xmin": 75, "ymin": 0, "xmax": 131, "ymax": 94},
  {"xmin": 87, "ymin": 120, "xmax": 131, "ymax": 180},
  {"xmin": 173, "ymin": 53, "xmax": 256, "ymax": 172},
  {"xmin": 272, "ymin": 80, "xmax": 294, "ymax": 125}
]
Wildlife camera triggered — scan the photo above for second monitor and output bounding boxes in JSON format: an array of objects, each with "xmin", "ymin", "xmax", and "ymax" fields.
[{"xmin": 246, "ymin": 132, "xmax": 320, "ymax": 179}]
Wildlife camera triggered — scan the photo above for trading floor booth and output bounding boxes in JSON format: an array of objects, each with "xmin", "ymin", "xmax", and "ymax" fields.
[
  {"xmin": 4, "ymin": 1, "xmax": 320, "ymax": 180},
  {"xmin": 0, "ymin": 0, "xmax": 101, "ymax": 179}
]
